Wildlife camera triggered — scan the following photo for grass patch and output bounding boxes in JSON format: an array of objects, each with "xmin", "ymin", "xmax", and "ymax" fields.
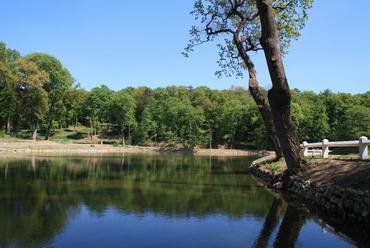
[
  {"xmin": 65, "ymin": 131, "xmax": 86, "ymax": 140},
  {"xmin": 261, "ymin": 158, "xmax": 287, "ymax": 173},
  {"xmin": 48, "ymin": 127, "xmax": 89, "ymax": 143}
]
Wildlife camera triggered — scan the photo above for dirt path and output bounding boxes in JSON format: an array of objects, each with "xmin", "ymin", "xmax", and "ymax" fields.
[
  {"xmin": 0, "ymin": 140, "xmax": 263, "ymax": 157},
  {"xmin": 298, "ymin": 159, "xmax": 370, "ymax": 191}
]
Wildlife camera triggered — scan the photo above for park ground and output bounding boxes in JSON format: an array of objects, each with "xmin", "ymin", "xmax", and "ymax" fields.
[
  {"xmin": 0, "ymin": 139, "xmax": 262, "ymax": 157},
  {"xmin": 0, "ymin": 126, "xmax": 264, "ymax": 156},
  {"xmin": 256, "ymin": 156, "xmax": 370, "ymax": 192}
]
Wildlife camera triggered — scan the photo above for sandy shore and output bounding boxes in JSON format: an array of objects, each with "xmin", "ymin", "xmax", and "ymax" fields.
[{"xmin": 0, "ymin": 140, "xmax": 265, "ymax": 157}]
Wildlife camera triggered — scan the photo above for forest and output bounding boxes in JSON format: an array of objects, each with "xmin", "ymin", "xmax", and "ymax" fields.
[{"xmin": 0, "ymin": 41, "xmax": 369, "ymax": 150}]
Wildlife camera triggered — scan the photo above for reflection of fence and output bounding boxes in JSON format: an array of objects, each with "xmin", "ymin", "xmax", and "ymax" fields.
[{"xmin": 301, "ymin": 136, "xmax": 369, "ymax": 160}]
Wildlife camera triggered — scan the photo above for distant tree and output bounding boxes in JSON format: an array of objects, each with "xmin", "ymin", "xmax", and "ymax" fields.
[
  {"xmin": 292, "ymin": 92, "xmax": 329, "ymax": 142},
  {"xmin": 13, "ymin": 57, "xmax": 49, "ymax": 139},
  {"xmin": 132, "ymin": 86, "xmax": 153, "ymax": 122},
  {"xmin": 344, "ymin": 105, "xmax": 370, "ymax": 139},
  {"xmin": 321, "ymin": 91, "xmax": 356, "ymax": 140},
  {"xmin": 191, "ymin": 87, "xmax": 218, "ymax": 148},
  {"xmin": 80, "ymin": 85, "xmax": 113, "ymax": 140},
  {"xmin": 0, "ymin": 42, "xmax": 20, "ymax": 133},
  {"xmin": 26, "ymin": 53, "xmax": 73, "ymax": 139},
  {"xmin": 63, "ymin": 86, "xmax": 88, "ymax": 128},
  {"xmin": 218, "ymin": 99, "xmax": 248, "ymax": 148},
  {"xmin": 109, "ymin": 91, "xmax": 137, "ymax": 145},
  {"xmin": 164, "ymin": 98, "xmax": 205, "ymax": 148}
]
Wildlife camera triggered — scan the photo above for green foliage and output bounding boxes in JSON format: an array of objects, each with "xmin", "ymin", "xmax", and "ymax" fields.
[
  {"xmin": 109, "ymin": 90, "xmax": 137, "ymax": 143},
  {"xmin": 1, "ymin": 41, "xmax": 369, "ymax": 149},
  {"xmin": 292, "ymin": 91, "xmax": 329, "ymax": 142},
  {"xmin": 345, "ymin": 105, "xmax": 370, "ymax": 138},
  {"xmin": 185, "ymin": 0, "xmax": 313, "ymax": 77}
]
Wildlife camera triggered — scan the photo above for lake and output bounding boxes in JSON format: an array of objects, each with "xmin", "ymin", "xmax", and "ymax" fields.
[{"xmin": 0, "ymin": 155, "xmax": 367, "ymax": 247}]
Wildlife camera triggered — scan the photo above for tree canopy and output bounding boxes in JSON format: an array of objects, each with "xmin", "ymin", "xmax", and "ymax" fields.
[{"xmin": 0, "ymin": 41, "xmax": 368, "ymax": 148}]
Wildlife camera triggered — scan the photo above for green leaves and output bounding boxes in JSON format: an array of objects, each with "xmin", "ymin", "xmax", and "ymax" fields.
[
  {"xmin": 185, "ymin": 0, "xmax": 313, "ymax": 77},
  {"xmin": 110, "ymin": 90, "xmax": 137, "ymax": 129}
]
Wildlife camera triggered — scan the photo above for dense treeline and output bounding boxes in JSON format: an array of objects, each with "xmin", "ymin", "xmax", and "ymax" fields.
[{"xmin": 0, "ymin": 42, "xmax": 369, "ymax": 149}]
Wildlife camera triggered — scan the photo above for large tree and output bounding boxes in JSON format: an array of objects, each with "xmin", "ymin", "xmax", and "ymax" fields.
[
  {"xmin": 80, "ymin": 85, "xmax": 113, "ymax": 140},
  {"xmin": 185, "ymin": 0, "xmax": 312, "ymax": 174},
  {"xmin": 26, "ymin": 53, "xmax": 73, "ymax": 140},
  {"xmin": 13, "ymin": 57, "xmax": 49, "ymax": 139},
  {"xmin": 0, "ymin": 42, "xmax": 20, "ymax": 134},
  {"xmin": 109, "ymin": 90, "xmax": 137, "ymax": 145}
]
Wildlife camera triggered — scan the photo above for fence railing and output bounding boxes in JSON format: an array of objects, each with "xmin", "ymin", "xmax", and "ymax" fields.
[{"xmin": 301, "ymin": 136, "xmax": 369, "ymax": 160}]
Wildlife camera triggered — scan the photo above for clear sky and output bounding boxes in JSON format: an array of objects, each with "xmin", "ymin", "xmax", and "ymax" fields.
[{"xmin": 1, "ymin": 0, "xmax": 369, "ymax": 93}]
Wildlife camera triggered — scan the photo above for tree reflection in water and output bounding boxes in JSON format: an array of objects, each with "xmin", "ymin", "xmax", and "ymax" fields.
[
  {"xmin": 273, "ymin": 204, "xmax": 307, "ymax": 248},
  {"xmin": 0, "ymin": 155, "xmax": 366, "ymax": 247},
  {"xmin": 253, "ymin": 198, "xmax": 283, "ymax": 248}
]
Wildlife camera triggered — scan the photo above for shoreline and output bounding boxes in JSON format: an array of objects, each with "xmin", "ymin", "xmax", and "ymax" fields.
[
  {"xmin": 0, "ymin": 140, "xmax": 267, "ymax": 157},
  {"xmin": 249, "ymin": 154, "xmax": 370, "ymax": 226}
]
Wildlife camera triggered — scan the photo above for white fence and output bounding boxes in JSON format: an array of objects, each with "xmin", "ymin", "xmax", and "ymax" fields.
[{"xmin": 301, "ymin": 136, "xmax": 369, "ymax": 160}]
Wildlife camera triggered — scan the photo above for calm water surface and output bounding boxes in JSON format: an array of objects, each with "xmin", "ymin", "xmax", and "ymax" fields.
[{"xmin": 0, "ymin": 155, "xmax": 367, "ymax": 247}]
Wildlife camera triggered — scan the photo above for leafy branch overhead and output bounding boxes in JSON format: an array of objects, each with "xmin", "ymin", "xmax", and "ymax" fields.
[{"xmin": 184, "ymin": 0, "xmax": 313, "ymax": 78}]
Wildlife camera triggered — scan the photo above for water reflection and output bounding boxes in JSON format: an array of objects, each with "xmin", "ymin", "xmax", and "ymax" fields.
[
  {"xmin": 0, "ymin": 155, "xmax": 365, "ymax": 247},
  {"xmin": 253, "ymin": 198, "xmax": 283, "ymax": 248}
]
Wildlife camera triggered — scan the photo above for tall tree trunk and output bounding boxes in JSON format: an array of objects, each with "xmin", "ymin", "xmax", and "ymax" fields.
[
  {"xmin": 15, "ymin": 111, "xmax": 21, "ymax": 134},
  {"xmin": 89, "ymin": 117, "xmax": 93, "ymax": 141},
  {"xmin": 32, "ymin": 119, "xmax": 39, "ymax": 141},
  {"xmin": 233, "ymin": 35, "xmax": 282, "ymax": 159},
  {"xmin": 75, "ymin": 116, "xmax": 78, "ymax": 131},
  {"xmin": 256, "ymin": 0, "xmax": 303, "ymax": 174},
  {"xmin": 128, "ymin": 124, "xmax": 131, "ymax": 145},
  {"xmin": 209, "ymin": 128, "xmax": 212, "ymax": 149},
  {"xmin": 6, "ymin": 115, "xmax": 11, "ymax": 134},
  {"xmin": 121, "ymin": 123, "xmax": 125, "ymax": 146},
  {"xmin": 45, "ymin": 114, "xmax": 51, "ymax": 140}
]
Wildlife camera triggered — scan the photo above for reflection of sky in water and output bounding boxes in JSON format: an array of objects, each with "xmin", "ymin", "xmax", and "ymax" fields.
[
  {"xmin": 296, "ymin": 221, "xmax": 355, "ymax": 248},
  {"xmin": 50, "ymin": 206, "xmax": 353, "ymax": 248},
  {"xmin": 0, "ymin": 156, "xmax": 362, "ymax": 247}
]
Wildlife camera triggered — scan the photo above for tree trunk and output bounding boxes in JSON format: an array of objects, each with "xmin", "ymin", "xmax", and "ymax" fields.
[
  {"xmin": 256, "ymin": 0, "xmax": 303, "ymax": 174},
  {"xmin": 121, "ymin": 123, "xmax": 125, "ymax": 146},
  {"xmin": 6, "ymin": 115, "xmax": 11, "ymax": 134},
  {"xmin": 32, "ymin": 119, "xmax": 39, "ymax": 141},
  {"xmin": 75, "ymin": 116, "xmax": 78, "ymax": 131},
  {"xmin": 45, "ymin": 114, "xmax": 51, "ymax": 140},
  {"xmin": 233, "ymin": 35, "xmax": 282, "ymax": 159},
  {"xmin": 89, "ymin": 117, "xmax": 93, "ymax": 141},
  {"xmin": 128, "ymin": 124, "xmax": 131, "ymax": 145},
  {"xmin": 209, "ymin": 128, "xmax": 212, "ymax": 149},
  {"xmin": 15, "ymin": 111, "xmax": 21, "ymax": 134}
]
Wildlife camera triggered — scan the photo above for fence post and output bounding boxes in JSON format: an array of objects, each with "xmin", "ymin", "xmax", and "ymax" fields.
[
  {"xmin": 302, "ymin": 141, "xmax": 308, "ymax": 157},
  {"xmin": 359, "ymin": 136, "xmax": 368, "ymax": 160},
  {"xmin": 322, "ymin": 139, "xmax": 329, "ymax": 158}
]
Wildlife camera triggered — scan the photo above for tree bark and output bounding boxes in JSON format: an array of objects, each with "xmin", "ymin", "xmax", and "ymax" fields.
[
  {"xmin": 89, "ymin": 117, "xmax": 93, "ymax": 141},
  {"xmin": 256, "ymin": 0, "xmax": 303, "ymax": 174},
  {"xmin": 32, "ymin": 119, "xmax": 39, "ymax": 141},
  {"xmin": 44, "ymin": 114, "xmax": 51, "ymax": 140},
  {"xmin": 6, "ymin": 115, "xmax": 11, "ymax": 134},
  {"xmin": 14, "ymin": 110, "xmax": 21, "ymax": 134},
  {"xmin": 121, "ymin": 123, "xmax": 125, "ymax": 146},
  {"xmin": 233, "ymin": 35, "xmax": 282, "ymax": 159},
  {"xmin": 128, "ymin": 124, "xmax": 131, "ymax": 145}
]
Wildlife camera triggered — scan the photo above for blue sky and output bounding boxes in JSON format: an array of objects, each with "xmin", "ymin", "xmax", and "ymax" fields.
[{"xmin": 1, "ymin": 0, "xmax": 369, "ymax": 93}]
